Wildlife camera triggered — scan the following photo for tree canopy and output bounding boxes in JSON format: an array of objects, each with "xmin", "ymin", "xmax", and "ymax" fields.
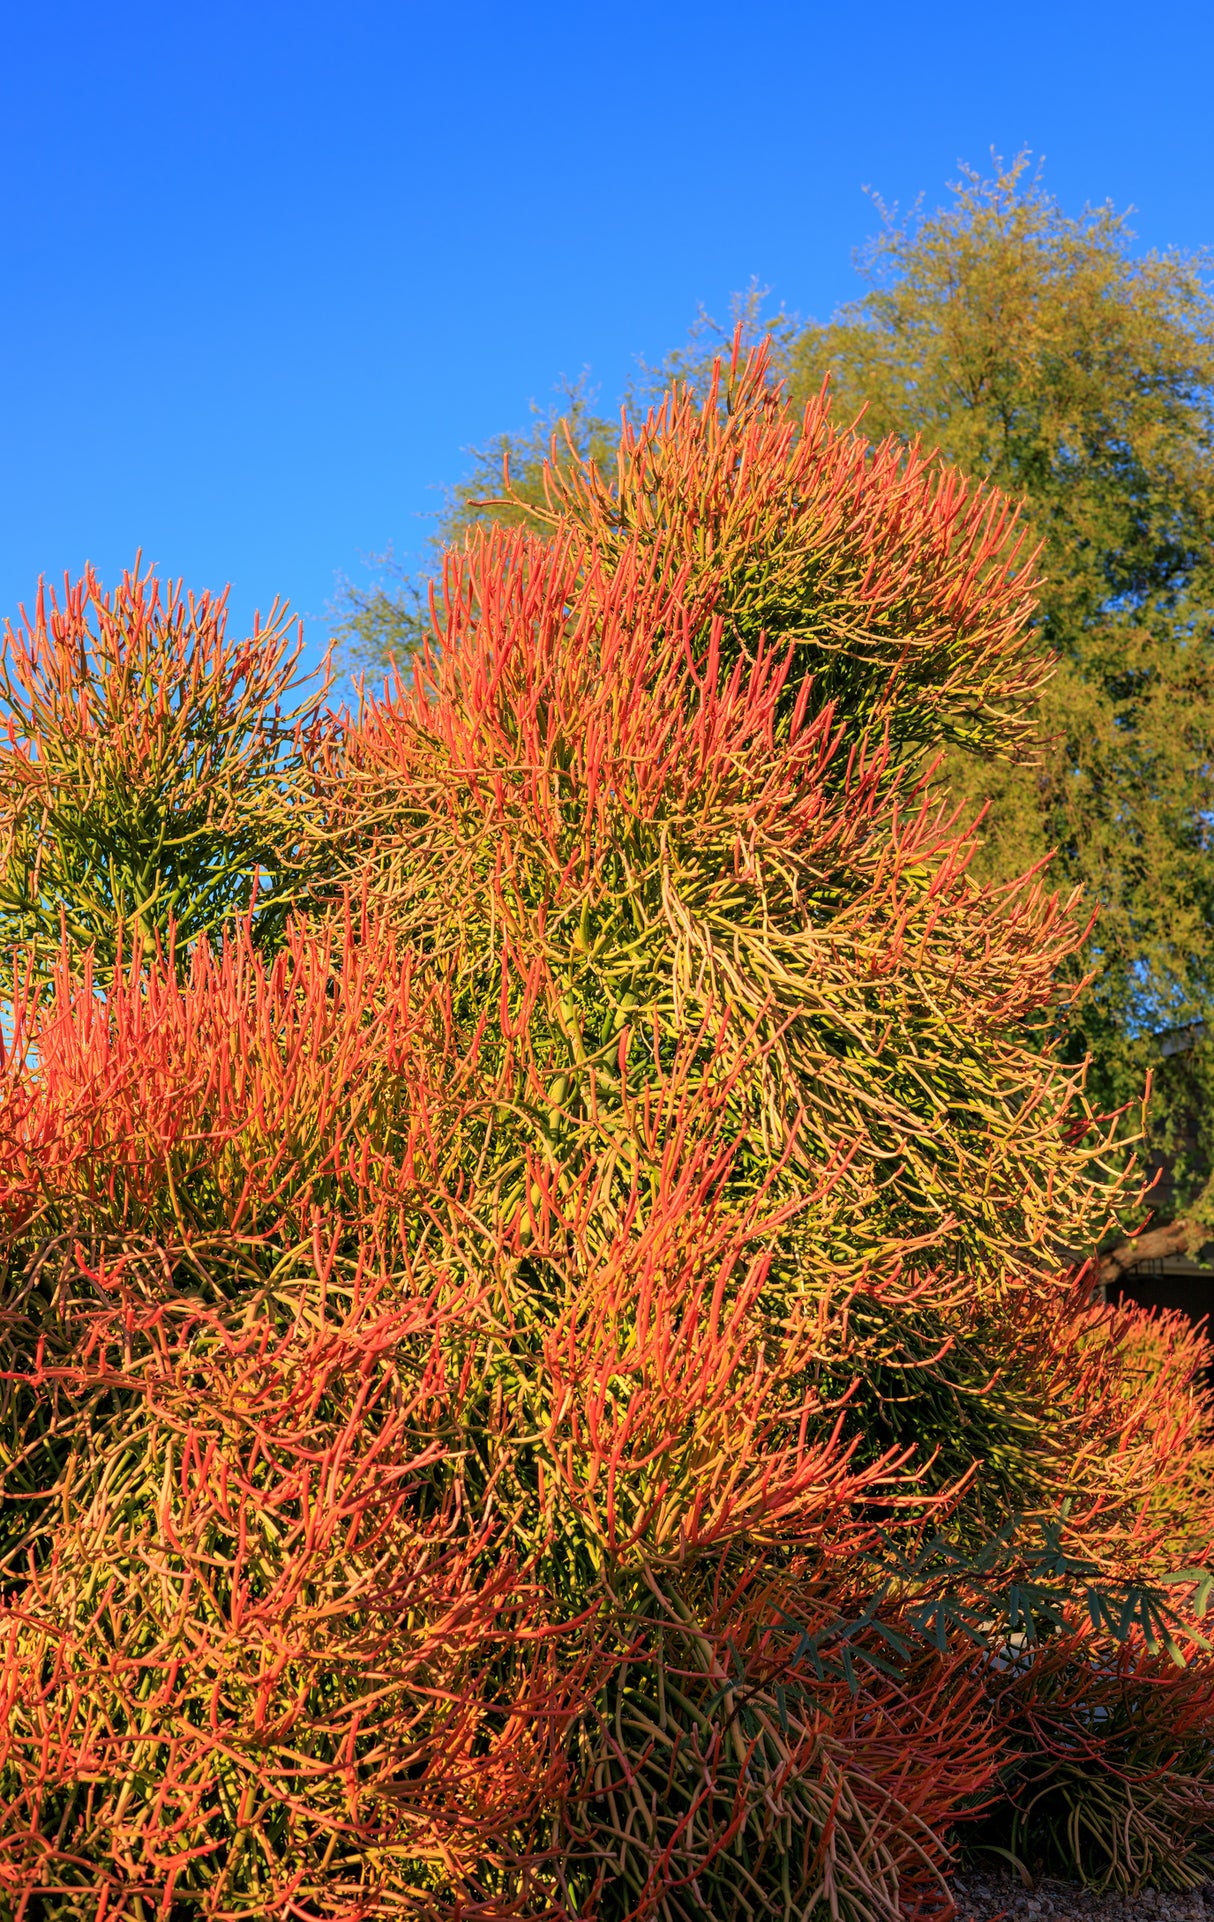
[
  {"xmin": 330, "ymin": 380, "xmax": 618, "ymax": 673},
  {"xmin": 791, "ymin": 156, "xmax": 1214, "ymax": 1249}
]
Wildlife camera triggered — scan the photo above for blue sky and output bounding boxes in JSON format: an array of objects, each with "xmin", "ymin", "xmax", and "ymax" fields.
[{"xmin": 2, "ymin": 0, "xmax": 1211, "ymax": 678}]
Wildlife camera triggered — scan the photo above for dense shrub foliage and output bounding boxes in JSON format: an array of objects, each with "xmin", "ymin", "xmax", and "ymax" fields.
[
  {"xmin": 0, "ymin": 567, "xmax": 325, "ymax": 988},
  {"xmin": 0, "ymin": 344, "xmax": 1211, "ymax": 1920}
]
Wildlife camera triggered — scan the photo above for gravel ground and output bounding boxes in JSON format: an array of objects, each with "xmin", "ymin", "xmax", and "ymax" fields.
[{"xmin": 950, "ymin": 1873, "xmax": 1214, "ymax": 1921}]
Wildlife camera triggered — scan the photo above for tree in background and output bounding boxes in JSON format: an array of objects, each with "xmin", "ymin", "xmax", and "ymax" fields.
[
  {"xmin": 790, "ymin": 156, "xmax": 1214, "ymax": 1267},
  {"xmin": 330, "ymin": 380, "xmax": 618, "ymax": 675},
  {"xmin": 330, "ymin": 289, "xmax": 792, "ymax": 676}
]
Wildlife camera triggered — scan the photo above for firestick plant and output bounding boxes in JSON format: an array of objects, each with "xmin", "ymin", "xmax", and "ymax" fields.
[{"xmin": 0, "ymin": 341, "xmax": 1210, "ymax": 1920}]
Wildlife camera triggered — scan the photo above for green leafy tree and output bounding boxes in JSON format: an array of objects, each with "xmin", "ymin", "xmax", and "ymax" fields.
[
  {"xmin": 326, "ymin": 541, "xmax": 432, "ymax": 678},
  {"xmin": 329, "ymin": 291, "xmax": 794, "ymax": 684},
  {"xmin": 791, "ymin": 155, "xmax": 1214, "ymax": 1265},
  {"xmin": 627, "ymin": 279, "xmax": 801, "ymax": 406},
  {"xmin": 330, "ymin": 379, "xmax": 617, "ymax": 679},
  {"xmin": 331, "ymin": 301, "xmax": 793, "ymax": 683}
]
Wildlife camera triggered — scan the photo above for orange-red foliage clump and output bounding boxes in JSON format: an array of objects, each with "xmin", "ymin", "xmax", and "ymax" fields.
[{"xmin": 0, "ymin": 340, "xmax": 1210, "ymax": 1920}]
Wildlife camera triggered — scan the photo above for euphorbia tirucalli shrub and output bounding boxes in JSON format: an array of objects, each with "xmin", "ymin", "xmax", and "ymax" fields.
[
  {"xmin": 0, "ymin": 343, "xmax": 1210, "ymax": 1921},
  {"xmin": 0, "ymin": 563, "xmax": 327, "ymax": 988}
]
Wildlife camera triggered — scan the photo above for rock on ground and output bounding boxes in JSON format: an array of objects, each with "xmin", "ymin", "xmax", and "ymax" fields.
[{"xmin": 950, "ymin": 1874, "xmax": 1214, "ymax": 1921}]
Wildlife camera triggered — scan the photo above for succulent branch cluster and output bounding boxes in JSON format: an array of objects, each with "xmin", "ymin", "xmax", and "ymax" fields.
[{"xmin": 0, "ymin": 343, "xmax": 1211, "ymax": 1919}]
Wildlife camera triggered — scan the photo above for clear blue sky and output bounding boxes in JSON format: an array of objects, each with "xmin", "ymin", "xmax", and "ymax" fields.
[{"xmin": 2, "ymin": 0, "xmax": 1211, "ymax": 676}]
